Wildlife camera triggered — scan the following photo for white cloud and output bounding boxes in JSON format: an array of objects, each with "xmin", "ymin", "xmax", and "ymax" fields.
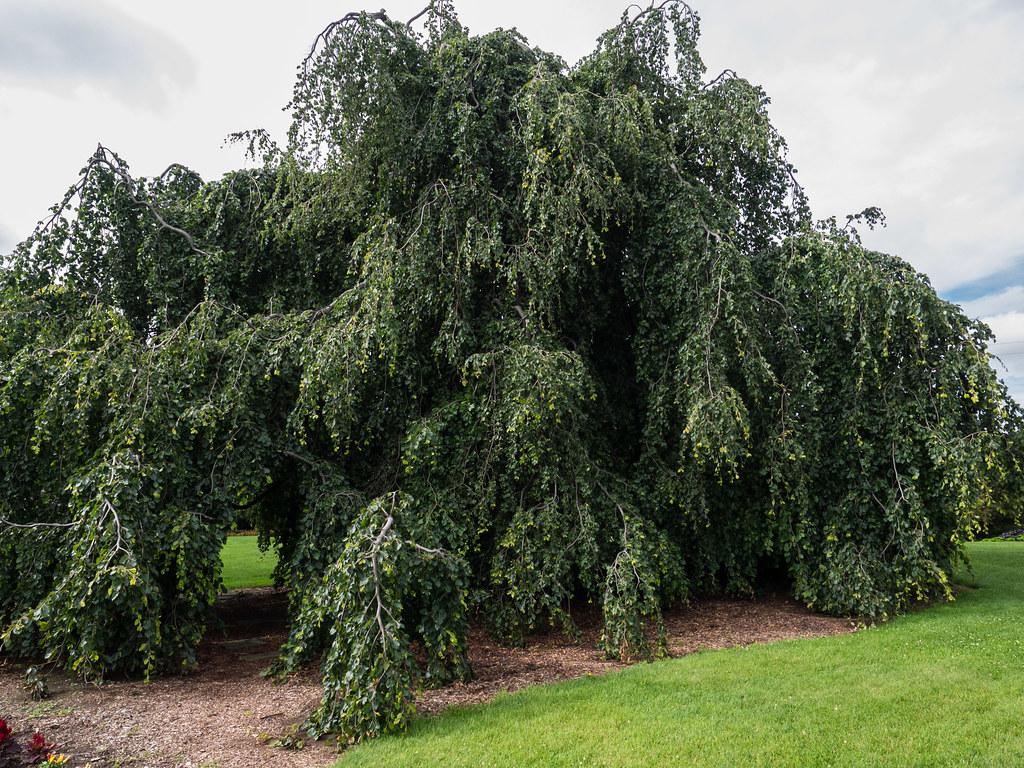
[
  {"xmin": 961, "ymin": 287, "xmax": 1024, "ymax": 320},
  {"xmin": 975, "ymin": 311, "xmax": 1024, "ymax": 400},
  {"xmin": 984, "ymin": 311, "xmax": 1024, "ymax": 343},
  {"xmin": 691, "ymin": 0, "xmax": 1024, "ymax": 293},
  {"xmin": 0, "ymin": 220, "xmax": 12, "ymax": 255},
  {"xmin": 0, "ymin": 0, "xmax": 196, "ymax": 109}
]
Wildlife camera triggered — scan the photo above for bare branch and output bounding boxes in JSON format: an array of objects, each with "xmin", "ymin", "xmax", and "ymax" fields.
[
  {"xmin": 702, "ymin": 68, "xmax": 737, "ymax": 91},
  {"xmin": 0, "ymin": 518, "xmax": 76, "ymax": 530},
  {"xmin": 406, "ymin": 4, "xmax": 432, "ymax": 27},
  {"xmin": 369, "ymin": 509, "xmax": 396, "ymax": 642}
]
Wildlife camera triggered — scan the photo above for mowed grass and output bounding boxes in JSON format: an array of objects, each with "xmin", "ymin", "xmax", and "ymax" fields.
[
  {"xmin": 219, "ymin": 534, "xmax": 278, "ymax": 589},
  {"xmin": 341, "ymin": 542, "xmax": 1024, "ymax": 767}
]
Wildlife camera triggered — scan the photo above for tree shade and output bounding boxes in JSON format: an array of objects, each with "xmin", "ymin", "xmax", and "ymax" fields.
[{"xmin": 1, "ymin": 1, "xmax": 1020, "ymax": 743}]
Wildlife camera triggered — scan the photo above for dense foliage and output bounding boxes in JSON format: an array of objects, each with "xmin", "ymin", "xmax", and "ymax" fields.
[{"xmin": 1, "ymin": 1, "xmax": 1020, "ymax": 743}]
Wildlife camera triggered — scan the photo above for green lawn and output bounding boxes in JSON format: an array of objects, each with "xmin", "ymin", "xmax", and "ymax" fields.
[
  {"xmin": 220, "ymin": 534, "xmax": 278, "ymax": 589},
  {"xmin": 341, "ymin": 542, "xmax": 1024, "ymax": 767}
]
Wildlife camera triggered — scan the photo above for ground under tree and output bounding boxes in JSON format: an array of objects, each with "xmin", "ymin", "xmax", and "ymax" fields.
[{"xmin": 1, "ymin": 0, "xmax": 1021, "ymax": 745}]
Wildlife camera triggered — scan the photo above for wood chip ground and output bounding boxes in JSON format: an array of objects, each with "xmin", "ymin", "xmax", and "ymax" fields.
[{"xmin": 0, "ymin": 588, "xmax": 853, "ymax": 768}]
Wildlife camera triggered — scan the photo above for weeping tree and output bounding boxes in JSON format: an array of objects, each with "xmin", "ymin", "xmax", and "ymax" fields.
[{"xmin": 1, "ymin": 0, "xmax": 1021, "ymax": 743}]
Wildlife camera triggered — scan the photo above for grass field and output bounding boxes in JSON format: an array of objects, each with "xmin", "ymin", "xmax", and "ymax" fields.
[
  {"xmin": 220, "ymin": 534, "xmax": 278, "ymax": 589},
  {"xmin": 339, "ymin": 542, "xmax": 1024, "ymax": 767}
]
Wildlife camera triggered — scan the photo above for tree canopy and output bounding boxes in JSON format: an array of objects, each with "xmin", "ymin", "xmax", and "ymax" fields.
[{"xmin": 1, "ymin": 0, "xmax": 1021, "ymax": 744}]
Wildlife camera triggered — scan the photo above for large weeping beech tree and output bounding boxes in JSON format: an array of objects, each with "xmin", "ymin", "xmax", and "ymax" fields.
[{"xmin": 1, "ymin": 0, "xmax": 1022, "ymax": 742}]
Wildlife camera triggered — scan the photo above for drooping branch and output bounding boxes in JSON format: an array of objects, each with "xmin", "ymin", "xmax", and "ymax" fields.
[
  {"xmin": 35, "ymin": 144, "xmax": 213, "ymax": 260},
  {"xmin": 621, "ymin": 0, "xmax": 679, "ymax": 28},
  {"xmin": 301, "ymin": 4, "xmax": 438, "ymax": 74}
]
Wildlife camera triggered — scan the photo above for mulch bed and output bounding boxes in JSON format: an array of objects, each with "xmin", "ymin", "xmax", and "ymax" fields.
[{"xmin": 0, "ymin": 590, "xmax": 853, "ymax": 768}]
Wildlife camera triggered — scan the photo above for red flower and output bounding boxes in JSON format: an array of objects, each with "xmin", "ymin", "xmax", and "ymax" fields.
[
  {"xmin": 29, "ymin": 731, "xmax": 52, "ymax": 754},
  {"xmin": 0, "ymin": 718, "xmax": 11, "ymax": 743}
]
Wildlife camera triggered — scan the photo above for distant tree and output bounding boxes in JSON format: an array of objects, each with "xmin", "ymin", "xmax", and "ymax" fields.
[{"xmin": 1, "ymin": 0, "xmax": 1020, "ymax": 743}]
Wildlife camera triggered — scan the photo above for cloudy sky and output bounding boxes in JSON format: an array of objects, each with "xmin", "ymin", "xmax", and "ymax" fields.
[{"xmin": 1, "ymin": 0, "xmax": 1022, "ymax": 392}]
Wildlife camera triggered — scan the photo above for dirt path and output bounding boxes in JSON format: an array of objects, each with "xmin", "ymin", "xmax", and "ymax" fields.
[{"xmin": 0, "ymin": 591, "xmax": 852, "ymax": 768}]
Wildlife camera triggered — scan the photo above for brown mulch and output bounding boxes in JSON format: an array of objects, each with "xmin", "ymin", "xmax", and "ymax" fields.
[{"xmin": 0, "ymin": 590, "xmax": 853, "ymax": 768}]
